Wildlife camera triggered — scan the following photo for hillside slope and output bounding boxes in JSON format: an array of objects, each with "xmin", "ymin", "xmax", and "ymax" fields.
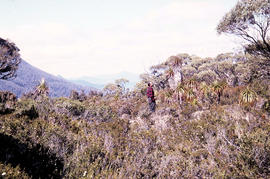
[
  {"xmin": 0, "ymin": 60, "xmax": 95, "ymax": 97},
  {"xmin": 0, "ymin": 52, "xmax": 269, "ymax": 178}
]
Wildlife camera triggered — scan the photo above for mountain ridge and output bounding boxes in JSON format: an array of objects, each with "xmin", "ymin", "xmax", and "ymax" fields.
[
  {"xmin": 69, "ymin": 71, "xmax": 140, "ymax": 89},
  {"xmin": 0, "ymin": 60, "xmax": 95, "ymax": 97}
]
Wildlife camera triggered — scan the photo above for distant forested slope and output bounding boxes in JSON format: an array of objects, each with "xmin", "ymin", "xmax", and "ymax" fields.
[{"xmin": 0, "ymin": 60, "xmax": 95, "ymax": 97}]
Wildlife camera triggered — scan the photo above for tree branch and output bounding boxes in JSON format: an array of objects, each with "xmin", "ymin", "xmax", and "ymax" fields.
[{"xmin": 236, "ymin": 28, "xmax": 259, "ymax": 45}]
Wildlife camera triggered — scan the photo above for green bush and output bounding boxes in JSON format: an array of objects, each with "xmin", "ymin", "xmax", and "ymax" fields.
[
  {"xmin": 0, "ymin": 162, "xmax": 29, "ymax": 179},
  {"xmin": 263, "ymin": 100, "xmax": 270, "ymax": 114},
  {"xmin": 0, "ymin": 91, "xmax": 17, "ymax": 114},
  {"xmin": 14, "ymin": 99, "xmax": 38, "ymax": 119},
  {"xmin": 54, "ymin": 98, "xmax": 85, "ymax": 116}
]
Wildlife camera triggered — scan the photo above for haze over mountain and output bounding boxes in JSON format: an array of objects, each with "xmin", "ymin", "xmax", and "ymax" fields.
[
  {"xmin": 0, "ymin": 60, "xmax": 95, "ymax": 97},
  {"xmin": 70, "ymin": 71, "xmax": 140, "ymax": 90}
]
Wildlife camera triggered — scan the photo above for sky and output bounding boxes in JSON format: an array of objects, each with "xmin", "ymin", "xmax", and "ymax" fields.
[{"xmin": 1, "ymin": 0, "xmax": 239, "ymax": 78}]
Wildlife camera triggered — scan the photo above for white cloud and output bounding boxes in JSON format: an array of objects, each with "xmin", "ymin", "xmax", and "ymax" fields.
[{"xmin": 1, "ymin": 0, "xmax": 238, "ymax": 78}]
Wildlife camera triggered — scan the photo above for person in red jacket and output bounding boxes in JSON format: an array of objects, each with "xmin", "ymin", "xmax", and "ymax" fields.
[{"xmin": 147, "ymin": 83, "xmax": 156, "ymax": 112}]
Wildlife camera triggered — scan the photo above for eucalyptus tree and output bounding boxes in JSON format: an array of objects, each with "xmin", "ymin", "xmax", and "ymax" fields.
[
  {"xmin": 115, "ymin": 78, "xmax": 129, "ymax": 94},
  {"xmin": 166, "ymin": 56, "xmax": 183, "ymax": 89},
  {"xmin": 0, "ymin": 38, "xmax": 21, "ymax": 80},
  {"xmin": 149, "ymin": 63, "xmax": 168, "ymax": 90},
  {"xmin": 103, "ymin": 83, "xmax": 119, "ymax": 95},
  {"xmin": 217, "ymin": 0, "xmax": 270, "ymax": 58}
]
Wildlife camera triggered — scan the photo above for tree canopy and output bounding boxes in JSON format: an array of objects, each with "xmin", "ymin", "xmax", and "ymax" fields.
[
  {"xmin": 103, "ymin": 78, "xmax": 129, "ymax": 95},
  {"xmin": 217, "ymin": 0, "xmax": 270, "ymax": 58},
  {"xmin": 0, "ymin": 38, "xmax": 21, "ymax": 80}
]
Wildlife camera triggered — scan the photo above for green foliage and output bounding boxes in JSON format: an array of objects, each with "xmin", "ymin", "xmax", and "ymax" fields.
[
  {"xmin": 195, "ymin": 69, "xmax": 217, "ymax": 83},
  {"xmin": 185, "ymin": 88, "xmax": 196, "ymax": 102},
  {"xmin": 217, "ymin": 0, "xmax": 270, "ymax": 58},
  {"xmin": 134, "ymin": 81, "xmax": 148, "ymax": 96},
  {"xmin": 103, "ymin": 78, "xmax": 130, "ymax": 97},
  {"xmin": 182, "ymin": 66, "xmax": 196, "ymax": 78},
  {"xmin": 199, "ymin": 82, "xmax": 210, "ymax": 97},
  {"xmin": 211, "ymin": 80, "xmax": 227, "ymax": 103},
  {"xmin": 0, "ymin": 91, "xmax": 16, "ymax": 114},
  {"xmin": 14, "ymin": 99, "xmax": 39, "ymax": 119},
  {"xmin": 0, "ymin": 163, "xmax": 29, "ymax": 178},
  {"xmin": 103, "ymin": 83, "xmax": 120, "ymax": 95},
  {"xmin": 115, "ymin": 78, "xmax": 129, "ymax": 91},
  {"xmin": 239, "ymin": 87, "xmax": 257, "ymax": 105},
  {"xmin": 212, "ymin": 80, "xmax": 227, "ymax": 94},
  {"xmin": 250, "ymin": 79, "xmax": 269, "ymax": 97},
  {"xmin": 0, "ymin": 37, "xmax": 21, "ymax": 80},
  {"xmin": 165, "ymin": 68, "xmax": 174, "ymax": 79},
  {"xmin": 55, "ymin": 97, "xmax": 85, "ymax": 116},
  {"xmin": 263, "ymin": 100, "xmax": 270, "ymax": 113},
  {"xmin": 66, "ymin": 100, "xmax": 85, "ymax": 116},
  {"xmin": 1, "ymin": 80, "xmax": 270, "ymax": 178}
]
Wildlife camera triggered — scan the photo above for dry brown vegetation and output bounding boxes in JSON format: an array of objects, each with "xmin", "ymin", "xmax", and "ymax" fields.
[
  {"xmin": 1, "ymin": 0, "xmax": 270, "ymax": 176},
  {"xmin": 0, "ymin": 51, "xmax": 270, "ymax": 178}
]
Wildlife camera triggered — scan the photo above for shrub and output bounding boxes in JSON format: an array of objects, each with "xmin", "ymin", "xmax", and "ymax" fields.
[
  {"xmin": 263, "ymin": 100, "xmax": 270, "ymax": 114},
  {"xmin": 1, "ymin": 51, "xmax": 270, "ymax": 178},
  {"xmin": 70, "ymin": 90, "xmax": 87, "ymax": 102},
  {"xmin": 65, "ymin": 100, "xmax": 85, "ymax": 116},
  {"xmin": 54, "ymin": 98, "xmax": 85, "ymax": 116},
  {"xmin": 0, "ymin": 162, "xmax": 29, "ymax": 178},
  {"xmin": 14, "ymin": 99, "xmax": 39, "ymax": 119},
  {"xmin": 0, "ymin": 91, "xmax": 17, "ymax": 114},
  {"xmin": 195, "ymin": 70, "xmax": 218, "ymax": 84}
]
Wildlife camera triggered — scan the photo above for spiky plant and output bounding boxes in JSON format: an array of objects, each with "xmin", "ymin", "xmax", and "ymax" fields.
[
  {"xmin": 165, "ymin": 89, "xmax": 173, "ymax": 104},
  {"xmin": 199, "ymin": 82, "xmax": 209, "ymax": 97},
  {"xmin": 220, "ymin": 80, "xmax": 228, "ymax": 90},
  {"xmin": 36, "ymin": 78, "xmax": 49, "ymax": 97},
  {"xmin": 165, "ymin": 68, "xmax": 174, "ymax": 80},
  {"xmin": 186, "ymin": 78, "xmax": 197, "ymax": 91},
  {"xmin": 176, "ymin": 83, "xmax": 185, "ymax": 105},
  {"xmin": 239, "ymin": 87, "xmax": 257, "ymax": 105},
  {"xmin": 185, "ymin": 89, "xmax": 195, "ymax": 102},
  {"xmin": 176, "ymin": 83, "xmax": 185, "ymax": 94},
  {"xmin": 212, "ymin": 81, "xmax": 222, "ymax": 93},
  {"xmin": 211, "ymin": 80, "xmax": 226, "ymax": 103}
]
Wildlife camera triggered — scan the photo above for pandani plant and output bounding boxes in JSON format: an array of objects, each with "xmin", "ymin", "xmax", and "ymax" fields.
[
  {"xmin": 211, "ymin": 80, "xmax": 227, "ymax": 104},
  {"xmin": 165, "ymin": 68, "xmax": 174, "ymax": 80},
  {"xmin": 239, "ymin": 87, "xmax": 257, "ymax": 106},
  {"xmin": 36, "ymin": 78, "xmax": 49, "ymax": 97},
  {"xmin": 176, "ymin": 82, "xmax": 185, "ymax": 105}
]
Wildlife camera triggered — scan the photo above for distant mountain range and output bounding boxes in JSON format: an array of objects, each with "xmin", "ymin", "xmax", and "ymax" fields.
[
  {"xmin": 69, "ymin": 71, "xmax": 140, "ymax": 90},
  {"xmin": 0, "ymin": 60, "xmax": 95, "ymax": 97}
]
